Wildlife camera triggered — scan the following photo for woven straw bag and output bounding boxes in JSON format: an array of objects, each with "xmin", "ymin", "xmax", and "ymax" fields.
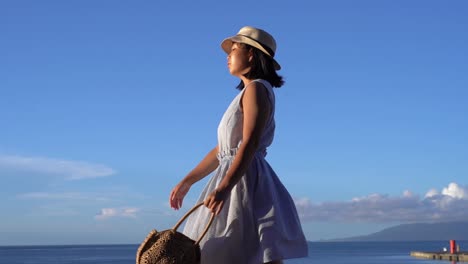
[{"xmin": 136, "ymin": 202, "xmax": 215, "ymax": 264}]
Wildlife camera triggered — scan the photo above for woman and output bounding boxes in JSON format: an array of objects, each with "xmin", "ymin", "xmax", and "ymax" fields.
[{"xmin": 169, "ymin": 26, "xmax": 308, "ymax": 264}]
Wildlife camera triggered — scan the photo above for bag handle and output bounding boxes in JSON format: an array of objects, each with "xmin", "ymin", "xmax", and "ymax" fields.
[{"xmin": 172, "ymin": 202, "xmax": 215, "ymax": 245}]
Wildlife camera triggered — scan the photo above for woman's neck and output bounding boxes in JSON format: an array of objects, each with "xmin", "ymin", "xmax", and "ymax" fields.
[{"xmin": 240, "ymin": 76, "xmax": 255, "ymax": 88}]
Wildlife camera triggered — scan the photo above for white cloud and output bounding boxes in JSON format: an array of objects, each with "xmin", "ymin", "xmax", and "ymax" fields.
[
  {"xmin": 0, "ymin": 154, "xmax": 116, "ymax": 180},
  {"xmin": 442, "ymin": 182, "xmax": 467, "ymax": 199},
  {"xmin": 403, "ymin": 190, "xmax": 414, "ymax": 198},
  {"xmin": 295, "ymin": 182, "xmax": 468, "ymax": 223},
  {"xmin": 425, "ymin": 188, "xmax": 439, "ymax": 198},
  {"xmin": 95, "ymin": 207, "xmax": 140, "ymax": 220},
  {"xmin": 17, "ymin": 192, "xmax": 110, "ymax": 201},
  {"xmin": 18, "ymin": 192, "xmax": 84, "ymax": 199},
  {"xmin": 122, "ymin": 208, "xmax": 139, "ymax": 217}
]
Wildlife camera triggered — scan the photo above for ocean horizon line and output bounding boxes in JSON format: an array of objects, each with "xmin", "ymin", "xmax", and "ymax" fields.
[{"xmin": 2, "ymin": 239, "xmax": 465, "ymax": 247}]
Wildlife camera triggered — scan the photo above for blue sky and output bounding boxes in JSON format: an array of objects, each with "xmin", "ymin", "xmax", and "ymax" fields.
[{"xmin": 1, "ymin": 0, "xmax": 467, "ymax": 245}]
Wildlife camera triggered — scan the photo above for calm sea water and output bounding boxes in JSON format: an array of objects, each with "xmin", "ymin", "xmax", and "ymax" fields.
[{"xmin": 0, "ymin": 241, "xmax": 463, "ymax": 264}]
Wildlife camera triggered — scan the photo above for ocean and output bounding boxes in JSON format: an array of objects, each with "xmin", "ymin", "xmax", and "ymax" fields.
[{"xmin": 0, "ymin": 241, "xmax": 462, "ymax": 264}]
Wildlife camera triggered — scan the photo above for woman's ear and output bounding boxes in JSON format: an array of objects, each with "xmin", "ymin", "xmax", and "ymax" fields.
[{"xmin": 248, "ymin": 49, "xmax": 254, "ymax": 62}]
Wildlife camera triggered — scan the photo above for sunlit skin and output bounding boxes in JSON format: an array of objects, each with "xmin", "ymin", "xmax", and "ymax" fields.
[
  {"xmin": 169, "ymin": 42, "xmax": 282, "ymax": 264},
  {"xmin": 227, "ymin": 42, "xmax": 252, "ymax": 77}
]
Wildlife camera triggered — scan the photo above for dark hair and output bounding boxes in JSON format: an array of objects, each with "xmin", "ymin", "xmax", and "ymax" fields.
[{"xmin": 236, "ymin": 44, "xmax": 284, "ymax": 89}]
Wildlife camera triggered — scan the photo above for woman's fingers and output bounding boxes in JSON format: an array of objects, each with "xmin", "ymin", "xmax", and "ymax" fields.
[
  {"xmin": 170, "ymin": 187, "xmax": 179, "ymax": 209},
  {"xmin": 203, "ymin": 191, "xmax": 224, "ymax": 214},
  {"xmin": 169, "ymin": 186, "xmax": 182, "ymax": 210},
  {"xmin": 204, "ymin": 195, "xmax": 214, "ymax": 212},
  {"xmin": 205, "ymin": 196, "xmax": 212, "ymax": 209},
  {"xmin": 169, "ymin": 182, "xmax": 191, "ymax": 210},
  {"xmin": 169, "ymin": 190, "xmax": 176, "ymax": 208}
]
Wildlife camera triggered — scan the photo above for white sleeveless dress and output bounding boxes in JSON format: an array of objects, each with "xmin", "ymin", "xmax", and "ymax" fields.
[{"xmin": 182, "ymin": 79, "xmax": 308, "ymax": 263}]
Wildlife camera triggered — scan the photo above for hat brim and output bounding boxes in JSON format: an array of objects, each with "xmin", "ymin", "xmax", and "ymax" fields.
[{"xmin": 221, "ymin": 35, "xmax": 281, "ymax": 70}]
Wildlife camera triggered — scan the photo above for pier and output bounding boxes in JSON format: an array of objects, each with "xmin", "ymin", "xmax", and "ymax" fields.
[
  {"xmin": 410, "ymin": 251, "xmax": 468, "ymax": 262},
  {"xmin": 411, "ymin": 240, "xmax": 468, "ymax": 262}
]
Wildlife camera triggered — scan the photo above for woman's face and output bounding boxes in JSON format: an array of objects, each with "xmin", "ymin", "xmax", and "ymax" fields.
[{"xmin": 227, "ymin": 42, "xmax": 252, "ymax": 77}]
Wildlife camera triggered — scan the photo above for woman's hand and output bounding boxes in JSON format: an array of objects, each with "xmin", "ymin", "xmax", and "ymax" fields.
[
  {"xmin": 169, "ymin": 180, "xmax": 191, "ymax": 210},
  {"xmin": 204, "ymin": 188, "xmax": 228, "ymax": 215}
]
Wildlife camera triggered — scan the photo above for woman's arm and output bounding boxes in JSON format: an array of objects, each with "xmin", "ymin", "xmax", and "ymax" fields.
[
  {"xmin": 205, "ymin": 81, "xmax": 271, "ymax": 214},
  {"xmin": 170, "ymin": 145, "xmax": 219, "ymax": 210},
  {"xmin": 183, "ymin": 145, "xmax": 220, "ymax": 185}
]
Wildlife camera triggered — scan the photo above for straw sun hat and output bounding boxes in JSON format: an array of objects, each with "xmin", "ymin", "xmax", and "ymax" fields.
[{"xmin": 221, "ymin": 26, "xmax": 281, "ymax": 70}]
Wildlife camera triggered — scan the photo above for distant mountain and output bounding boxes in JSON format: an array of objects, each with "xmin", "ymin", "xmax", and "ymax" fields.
[{"xmin": 332, "ymin": 221, "xmax": 468, "ymax": 241}]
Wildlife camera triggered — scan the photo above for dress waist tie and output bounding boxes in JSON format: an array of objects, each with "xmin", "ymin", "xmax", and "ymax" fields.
[{"xmin": 217, "ymin": 147, "xmax": 267, "ymax": 161}]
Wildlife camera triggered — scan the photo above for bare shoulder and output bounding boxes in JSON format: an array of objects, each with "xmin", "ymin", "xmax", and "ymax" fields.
[
  {"xmin": 245, "ymin": 80, "xmax": 268, "ymax": 94},
  {"xmin": 242, "ymin": 81, "xmax": 269, "ymax": 102},
  {"xmin": 241, "ymin": 81, "xmax": 271, "ymax": 111}
]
